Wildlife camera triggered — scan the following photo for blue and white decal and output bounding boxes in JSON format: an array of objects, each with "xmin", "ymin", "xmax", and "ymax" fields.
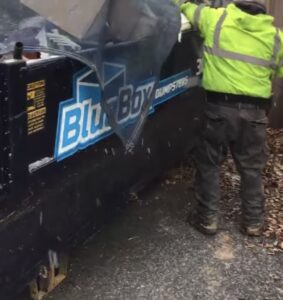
[{"xmin": 55, "ymin": 63, "xmax": 195, "ymax": 161}]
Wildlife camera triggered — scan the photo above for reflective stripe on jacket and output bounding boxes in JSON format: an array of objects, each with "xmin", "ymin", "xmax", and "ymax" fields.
[{"xmin": 181, "ymin": 3, "xmax": 283, "ymax": 99}]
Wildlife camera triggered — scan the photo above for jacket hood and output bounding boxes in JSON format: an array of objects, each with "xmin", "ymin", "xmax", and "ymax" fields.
[{"xmin": 227, "ymin": 3, "xmax": 274, "ymax": 32}]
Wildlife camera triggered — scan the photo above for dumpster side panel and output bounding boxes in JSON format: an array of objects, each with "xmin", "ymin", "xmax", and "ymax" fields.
[{"xmin": 0, "ymin": 31, "xmax": 205, "ymax": 298}]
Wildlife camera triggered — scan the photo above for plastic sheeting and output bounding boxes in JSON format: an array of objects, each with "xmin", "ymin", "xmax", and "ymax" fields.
[{"xmin": 0, "ymin": 0, "xmax": 181, "ymax": 151}]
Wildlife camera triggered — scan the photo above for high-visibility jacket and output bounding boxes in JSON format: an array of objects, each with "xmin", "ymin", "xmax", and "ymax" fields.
[{"xmin": 180, "ymin": 3, "xmax": 283, "ymax": 99}]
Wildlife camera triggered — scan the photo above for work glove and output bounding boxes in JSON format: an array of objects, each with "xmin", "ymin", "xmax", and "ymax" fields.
[
  {"xmin": 172, "ymin": 0, "xmax": 186, "ymax": 6},
  {"xmin": 173, "ymin": 0, "xmax": 212, "ymax": 5}
]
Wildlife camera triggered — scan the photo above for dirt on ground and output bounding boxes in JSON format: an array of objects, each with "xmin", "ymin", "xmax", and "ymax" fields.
[{"xmin": 263, "ymin": 129, "xmax": 283, "ymax": 252}]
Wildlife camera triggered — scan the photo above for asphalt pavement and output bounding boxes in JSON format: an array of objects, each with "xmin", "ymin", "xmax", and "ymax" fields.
[{"xmin": 46, "ymin": 166, "xmax": 283, "ymax": 300}]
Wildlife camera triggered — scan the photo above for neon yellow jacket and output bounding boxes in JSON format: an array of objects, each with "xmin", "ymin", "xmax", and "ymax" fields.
[{"xmin": 180, "ymin": 3, "xmax": 283, "ymax": 99}]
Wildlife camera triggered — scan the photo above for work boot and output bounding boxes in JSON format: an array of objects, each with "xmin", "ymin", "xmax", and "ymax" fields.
[
  {"xmin": 241, "ymin": 223, "xmax": 264, "ymax": 237},
  {"xmin": 188, "ymin": 212, "xmax": 218, "ymax": 235}
]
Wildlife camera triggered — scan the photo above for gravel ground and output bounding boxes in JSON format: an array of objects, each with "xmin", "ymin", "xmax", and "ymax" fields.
[{"xmin": 46, "ymin": 131, "xmax": 283, "ymax": 300}]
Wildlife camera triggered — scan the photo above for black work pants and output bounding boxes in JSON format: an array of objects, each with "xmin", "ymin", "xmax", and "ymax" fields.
[{"xmin": 194, "ymin": 96, "xmax": 269, "ymax": 225}]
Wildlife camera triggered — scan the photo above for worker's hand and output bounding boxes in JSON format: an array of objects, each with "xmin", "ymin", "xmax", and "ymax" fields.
[
  {"xmin": 172, "ymin": 0, "xmax": 185, "ymax": 7},
  {"xmin": 203, "ymin": 0, "xmax": 212, "ymax": 5}
]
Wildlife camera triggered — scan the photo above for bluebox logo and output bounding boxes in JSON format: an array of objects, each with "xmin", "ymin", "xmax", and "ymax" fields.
[{"xmin": 55, "ymin": 63, "xmax": 194, "ymax": 161}]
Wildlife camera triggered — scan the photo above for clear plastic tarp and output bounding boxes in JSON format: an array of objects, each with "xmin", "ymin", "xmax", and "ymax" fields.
[{"xmin": 0, "ymin": 0, "xmax": 181, "ymax": 151}]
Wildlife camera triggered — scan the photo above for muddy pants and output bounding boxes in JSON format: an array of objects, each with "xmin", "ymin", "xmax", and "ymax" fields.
[{"xmin": 194, "ymin": 93, "xmax": 270, "ymax": 225}]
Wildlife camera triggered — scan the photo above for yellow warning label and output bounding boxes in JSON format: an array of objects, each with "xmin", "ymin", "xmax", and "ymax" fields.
[
  {"xmin": 27, "ymin": 108, "xmax": 47, "ymax": 135},
  {"xmin": 28, "ymin": 107, "xmax": 46, "ymax": 120},
  {"xmin": 27, "ymin": 80, "xmax": 45, "ymax": 91},
  {"xmin": 26, "ymin": 80, "xmax": 47, "ymax": 135}
]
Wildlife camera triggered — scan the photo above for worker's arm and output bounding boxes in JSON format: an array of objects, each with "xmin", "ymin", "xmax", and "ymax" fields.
[{"xmin": 174, "ymin": 1, "xmax": 214, "ymax": 38}]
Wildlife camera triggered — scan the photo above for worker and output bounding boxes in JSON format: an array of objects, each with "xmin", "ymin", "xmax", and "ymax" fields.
[{"xmin": 174, "ymin": 0, "xmax": 283, "ymax": 236}]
